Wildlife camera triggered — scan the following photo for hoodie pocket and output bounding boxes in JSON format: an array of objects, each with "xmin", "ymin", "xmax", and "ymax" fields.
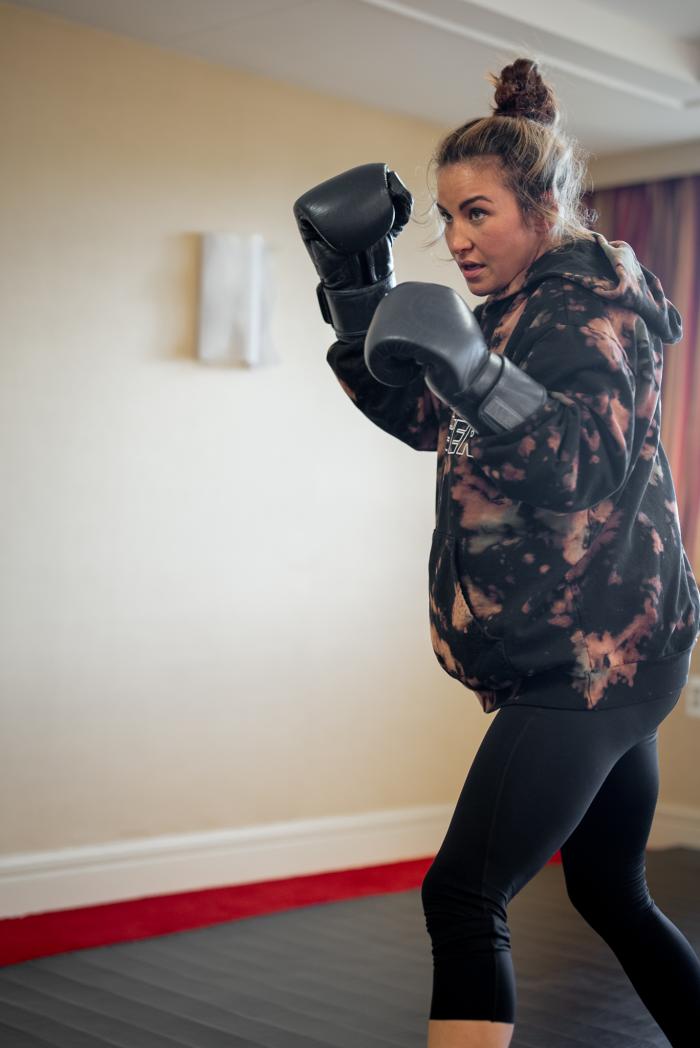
[{"xmin": 428, "ymin": 529, "xmax": 516, "ymax": 689}]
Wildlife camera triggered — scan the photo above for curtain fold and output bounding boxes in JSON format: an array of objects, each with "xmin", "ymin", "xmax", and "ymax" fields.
[{"xmin": 587, "ymin": 175, "xmax": 700, "ymax": 569}]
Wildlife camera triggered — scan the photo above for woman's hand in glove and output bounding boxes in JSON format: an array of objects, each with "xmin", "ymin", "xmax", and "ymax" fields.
[{"xmin": 365, "ymin": 282, "xmax": 548, "ymax": 434}]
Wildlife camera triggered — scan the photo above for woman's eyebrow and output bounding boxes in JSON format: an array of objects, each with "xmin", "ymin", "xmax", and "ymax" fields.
[{"xmin": 437, "ymin": 195, "xmax": 493, "ymax": 212}]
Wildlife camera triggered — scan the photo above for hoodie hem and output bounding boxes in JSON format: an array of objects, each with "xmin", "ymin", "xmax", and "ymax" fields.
[{"xmin": 489, "ymin": 646, "xmax": 693, "ymax": 712}]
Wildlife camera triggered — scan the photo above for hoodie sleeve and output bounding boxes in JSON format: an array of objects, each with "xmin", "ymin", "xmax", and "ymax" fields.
[
  {"xmin": 468, "ymin": 310, "xmax": 657, "ymax": 512},
  {"xmin": 326, "ymin": 337, "xmax": 441, "ymax": 451}
]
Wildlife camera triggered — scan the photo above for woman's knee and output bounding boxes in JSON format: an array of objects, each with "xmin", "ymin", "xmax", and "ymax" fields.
[
  {"xmin": 563, "ymin": 862, "xmax": 654, "ymax": 928},
  {"xmin": 421, "ymin": 862, "xmax": 511, "ymax": 955}
]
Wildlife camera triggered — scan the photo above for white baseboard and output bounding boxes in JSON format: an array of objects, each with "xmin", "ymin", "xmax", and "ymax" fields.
[
  {"xmin": 647, "ymin": 801, "xmax": 700, "ymax": 850},
  {"xmin": 0, "ymin": 804, "xmax": 452, "ymax": 920},
  {"xmin": 1, "ymin": 802, "xmax": 697, "ymax": 920}
]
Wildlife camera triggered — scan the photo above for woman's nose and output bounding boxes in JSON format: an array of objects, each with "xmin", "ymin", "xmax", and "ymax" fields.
[{"xmin": 446, "ymin": 222, "xmax": 474, "ymax": 254}]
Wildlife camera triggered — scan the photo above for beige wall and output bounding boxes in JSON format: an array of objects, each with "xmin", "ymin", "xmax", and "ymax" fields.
[
  {"xmin": 0, "ymin": 1, "xmax": 484, "ymax": 856},
  {"xmin": 589, "ymin": 139, "xmax": 700, "ymax": 189},
  {"xmin": 1, "ymin": 2, "xmax": 697, "ymax": 863}
]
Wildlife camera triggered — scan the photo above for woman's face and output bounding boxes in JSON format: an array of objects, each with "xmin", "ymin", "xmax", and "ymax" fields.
[{"xmin": 436, "ymin": 159, "xmax": 552, "ymax": 297}]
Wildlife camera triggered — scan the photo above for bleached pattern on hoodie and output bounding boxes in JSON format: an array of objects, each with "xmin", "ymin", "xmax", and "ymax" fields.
[
  {"xmin": 427, "ymin": 238, "xmax": 698, "ymax": 711},
  {"xmin": 326, "ymin": 233, "xmax": 698, "ymax": 712}
]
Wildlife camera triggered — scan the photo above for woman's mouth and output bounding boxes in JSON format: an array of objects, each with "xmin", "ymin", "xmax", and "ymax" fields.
[{"xmin": 461, "ymin": 263, "xmax": 485, "ymax": 277}]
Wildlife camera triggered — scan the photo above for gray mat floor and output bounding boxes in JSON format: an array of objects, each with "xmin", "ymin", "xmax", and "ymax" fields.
[{"xmin": 1, "ymin": 847, "xmax": 698, "ymax": 1047}]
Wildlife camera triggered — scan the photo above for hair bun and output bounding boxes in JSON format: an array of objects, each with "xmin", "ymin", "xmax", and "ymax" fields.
[{"xmin": 490, "ymin": 58, "xmax": 557, "ymax": 125}]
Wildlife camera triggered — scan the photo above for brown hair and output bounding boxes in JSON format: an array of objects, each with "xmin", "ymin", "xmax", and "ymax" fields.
[{"xmin": 428, "ymin": 58, "xmax": 596, "ymax": 245}]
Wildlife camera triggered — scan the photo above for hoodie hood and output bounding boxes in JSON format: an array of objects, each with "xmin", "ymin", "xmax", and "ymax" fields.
[{"xmin": 484, "ymin": 231, "xmax": 683, "ymax": 345}]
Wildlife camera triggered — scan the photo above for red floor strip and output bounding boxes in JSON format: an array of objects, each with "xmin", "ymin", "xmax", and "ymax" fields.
[{"xmin": 0, "ymin": 851, "xmax": 561, "ymax": 967}]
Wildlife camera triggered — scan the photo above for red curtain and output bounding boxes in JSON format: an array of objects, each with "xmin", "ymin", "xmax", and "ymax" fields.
[{"xmin": 587, "ymin": 175, "xmax": 700, "ymax": 568}]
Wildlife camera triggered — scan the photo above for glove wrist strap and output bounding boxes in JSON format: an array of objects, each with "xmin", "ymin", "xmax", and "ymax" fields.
[
  {"xmin": 440, "ymin": 353, "xmax": 502, "ymax": 427},
  {"xmin": 317, "ymin": 273, "xmax": 395, "ymax": 342},
  {"xmin": 477, "ymin": 355, "xmax": 549, "ymax": 432},
  {"xmin": 446, "ymin": 354, "xmax": 548, "ymax": 434}
]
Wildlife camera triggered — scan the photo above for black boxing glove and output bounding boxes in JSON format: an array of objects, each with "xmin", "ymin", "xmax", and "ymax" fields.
[
  {"xmin": 365, "ymin": 282, "xmax": 549, "ymax": 433},
  {"xmin": 293, "ymin": 163, "xmax": 414, "ymax": 347}
]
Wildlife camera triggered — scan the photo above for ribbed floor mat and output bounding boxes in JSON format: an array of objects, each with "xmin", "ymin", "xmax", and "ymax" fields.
[{"xmin": 1, "ymin": 847, "xmax": 697, "ymax": 1047}]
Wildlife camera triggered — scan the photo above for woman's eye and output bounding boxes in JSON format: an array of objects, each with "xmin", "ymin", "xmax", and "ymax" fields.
[{"xmin": 437, "ymin": 208, "xmax": 486, "ymax": 223}]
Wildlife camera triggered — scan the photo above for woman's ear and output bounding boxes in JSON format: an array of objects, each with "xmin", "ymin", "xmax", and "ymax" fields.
[
  {"xmin": 537, "ymin": 190, "xmax": 559, "ymax": 237},
  {"xmin": 543, "ymin": 189, "xmax": 558, "ymax": 217}
]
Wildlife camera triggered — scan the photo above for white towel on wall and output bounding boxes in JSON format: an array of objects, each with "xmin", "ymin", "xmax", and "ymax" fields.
[{"xmin": 197, "ymin": 232, "xmax": 277, "ymax": 367}]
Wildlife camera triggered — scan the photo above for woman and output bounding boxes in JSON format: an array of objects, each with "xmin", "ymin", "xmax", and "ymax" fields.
[{"xmin": 294, "ymin": 58, "xmax": 700, "ymax": 1048}]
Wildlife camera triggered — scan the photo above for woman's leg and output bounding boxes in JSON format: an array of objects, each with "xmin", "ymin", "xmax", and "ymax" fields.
[
  {"xmin": 422, "ymin": 701, "xmax": 604, "ymax": 1046},
  {"xmin": 560, "ymin": 698, "xmax": 700, "ymax": 1048},
  {"xmin": 421, "ymin": 688, "xmax": 693, "ymax": 1047}
]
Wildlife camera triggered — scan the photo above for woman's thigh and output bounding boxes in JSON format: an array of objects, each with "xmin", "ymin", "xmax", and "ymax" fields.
[
  {"xmin": 560, "ymin": 691, "xmax": 682, "ymax": 911},
  {"xmin": 425, "ymin": 689, "xmax": 682, "ymax": 909}
]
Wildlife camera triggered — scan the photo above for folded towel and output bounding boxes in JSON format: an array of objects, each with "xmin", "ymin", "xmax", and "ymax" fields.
[{"xmin": 197, "ymin": 232, "xmax": 277, "ymax": 367}]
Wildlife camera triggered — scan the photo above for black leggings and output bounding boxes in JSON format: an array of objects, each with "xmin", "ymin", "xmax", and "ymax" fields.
[{"xmin": 420, "ymin": 687, "xmax": 700, "ymax": 1045}]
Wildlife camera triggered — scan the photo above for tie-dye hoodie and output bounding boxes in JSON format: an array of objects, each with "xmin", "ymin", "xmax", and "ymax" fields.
[{"xmin": 326, "ymin": 232, "xmax": 699, "ymax": 712}]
